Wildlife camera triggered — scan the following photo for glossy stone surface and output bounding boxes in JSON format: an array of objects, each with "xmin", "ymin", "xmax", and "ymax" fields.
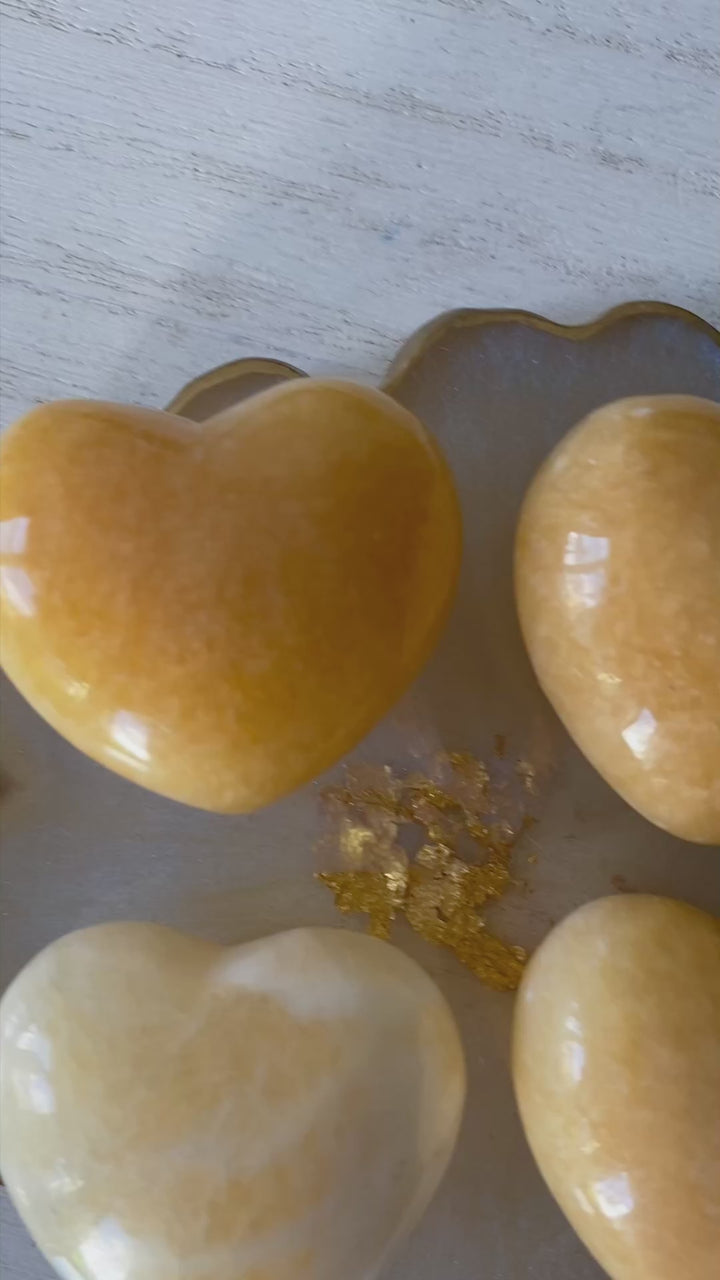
[
  {"xmin": 513, "ymin": 895, "xmax": 720, "ymax": 1280},
  {"xmin": 4, "ymin": 306, "xmax": 719, "ymax": 1280},
  {"xmin": 515, "ymin": 395, "xmax": 720, "ymax": 843},
  {"xmin": 0, "ymin": 924, "xmax": 465, "ymax": 1280},
  {"xmin": 0, "ymin": 382, "xmax": 460, "ymax": 812}
]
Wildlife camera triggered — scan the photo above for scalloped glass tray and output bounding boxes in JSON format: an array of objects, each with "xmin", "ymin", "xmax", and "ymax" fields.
[{"xmin": 2, "ymin": 303, "xmax": 719, "ymax": 1279}]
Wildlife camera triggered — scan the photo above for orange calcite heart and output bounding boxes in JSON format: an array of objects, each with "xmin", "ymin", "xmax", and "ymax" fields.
[
  {"xmin": 0, "ymin": 382, "xmax": 460, "ymax": 811},
  {"xmin": 516, "ymin": 395, "xmax": 720, "ymax": 844},
  {"xmin": 513, "ymin": 895, "xmax": 720, "ymax": 1280}
]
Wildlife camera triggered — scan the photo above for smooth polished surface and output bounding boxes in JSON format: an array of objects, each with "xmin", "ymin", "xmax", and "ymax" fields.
[
  {"xmin": 516, "ymin": 395, "xmax": 720, "ymax": 844},
  {"xmin": 513, "ymin": 895, "xmax": 720, "ymax": 1280},
  {"xmin": 3, "ymin": 307, "xmax": 719, "ymax": 1280},
  {"xmin": 0, "ymin": 924, "xmax": 465, "ymax": 1280},
  {"xmin": 0, "ymin": 381, "xmax": 460, "ymax": 812}
]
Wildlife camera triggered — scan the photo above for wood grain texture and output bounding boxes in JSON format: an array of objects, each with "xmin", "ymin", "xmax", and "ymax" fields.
[
  {"xmin": 2, "ymin": 0, "xmax": 718, "ymax": 428},
  {"xmin": 0, "ymin": 2, "xmax": 718, "ymax": 1277}
]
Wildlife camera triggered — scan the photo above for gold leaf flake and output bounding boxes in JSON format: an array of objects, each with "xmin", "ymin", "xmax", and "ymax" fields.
[{"xmin": 317, "ymin": 749, "xmax": 536, "ymax": 992}]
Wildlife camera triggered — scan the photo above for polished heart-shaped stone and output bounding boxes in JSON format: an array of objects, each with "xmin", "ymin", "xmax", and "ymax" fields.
[
  {"xmin": 513, "ymin": 895, "xmax": 720, "ymax": 1280},
  {"xmin": 515, "ymin": 395, "xmax": 720, "ymax": 843},
  {"xmin": 0, "ymin": 382, "xmax": 460, "ymax": 811},
  {"xmin": 0, "ymin": 924, "xmax": 466, "ymax": 1280}
]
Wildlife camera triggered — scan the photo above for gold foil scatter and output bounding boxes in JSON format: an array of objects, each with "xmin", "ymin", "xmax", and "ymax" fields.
[{"xmin": 317, "ymin": 751, "xmax": 534, "ymax": 992}]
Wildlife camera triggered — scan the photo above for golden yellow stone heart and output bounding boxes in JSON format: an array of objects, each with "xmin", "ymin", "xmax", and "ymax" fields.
[
  {"xmin": 513, "ymin": 895, "xmax": 720, "ymax": 1280},
  {"xmin": 0, "ymin": 382, "xmax": 460, "ymax": 811},
  {"xmin": 0, "ymin": 924, "xmax": 466, "ymax": 1280},
  {"xmin": 516, "ymin": 395, "xmax": 720, "ymax": 843}
]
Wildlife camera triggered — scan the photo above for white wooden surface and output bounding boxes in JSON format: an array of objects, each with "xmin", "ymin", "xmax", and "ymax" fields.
[
  {"xmin": 2, "ymin": 0, "xmax": 719, "ymax": 430},
  {"xmin": 1, "ymin": 1, "xmax": 718, "ymax": 1277}
]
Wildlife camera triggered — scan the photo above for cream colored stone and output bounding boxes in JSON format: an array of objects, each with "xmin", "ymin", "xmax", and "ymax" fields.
[
  {"xmin": 515, "ymin": 394, "xmax": 720, "ymax": 843},
  {"xmin": 0, "ymin": 924, "xmax": 465, "ymax": 1280},
  {"xmin": 513, "ymin": 895, "xmax": 720, "ymax": 1280}
]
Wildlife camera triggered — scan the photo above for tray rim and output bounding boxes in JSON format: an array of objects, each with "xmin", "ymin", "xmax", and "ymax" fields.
[
  {"xmin": 166, "ymin": 301, "xmax": 720, "ymax": 419},
  {"xmin": 165, "ymin": 357, "xmax": 306, "ymax": 417},
  {"xmin": 383, "ymin": 299, "xmax": 720, "ymax": 391}
]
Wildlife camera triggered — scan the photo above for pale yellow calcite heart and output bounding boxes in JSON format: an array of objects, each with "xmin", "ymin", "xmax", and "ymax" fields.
[
  {"xmin": 0, "ymin": 381, "xmax": 460, "ymax": 812},
  {"xmin": 0, "ymin": 924, "xmax": 465, "ymax": 1280},
  {"xmin": 515, "ymin": 394, "xmax": 720, "ymax": 843},
  {"xmin": 513, "ymin": 895, "xmax": 720, "ymax": 1280}
]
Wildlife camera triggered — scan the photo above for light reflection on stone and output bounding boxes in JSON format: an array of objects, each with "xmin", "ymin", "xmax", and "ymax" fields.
[
  {"xmin": 0, "ymin": 566, "xmax": 36, "ymax": 617},
  {"xmin": 621, "ymin": 707, "xmax": 657, "ymax": 761}
]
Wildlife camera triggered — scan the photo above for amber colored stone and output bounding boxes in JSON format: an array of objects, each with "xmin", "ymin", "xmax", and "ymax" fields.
[
  {"xmin": 516, "ymin": 395, "xmax": 720, "ymax": 843},
  {"xmin": 513, "ymin": 895, "xmax": 720, "ymax": 1280},
  {"xmin": 0, "ymin": 382, "xmax": 460, "ymax": 811}
]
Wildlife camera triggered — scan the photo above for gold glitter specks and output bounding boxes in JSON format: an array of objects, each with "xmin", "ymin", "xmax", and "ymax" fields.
[{"xmin": 317, "ymin": 750, "xmax": 535, "ymax": 992}]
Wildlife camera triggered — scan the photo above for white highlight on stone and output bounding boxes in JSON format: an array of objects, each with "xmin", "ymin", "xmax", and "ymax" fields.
[
  {"xmin": 0, "ymin": 566, "xmax": 36, "ymax": 616},
  {"xmin": 108, "ymin": 712, "xmax": 150, "ymax": 767},
  {"xmin": 0, "ymin": 516, "xmax": 30, "ymax": 554},
  {"xmin": 592, "ymin": 1172, "xmax": 635, "ymax": 1221},
  {"xmin": 621, "ymin": 708, "xmax": 658, "ymax": 761},
  {"xmin": 563, "ymin": 532, "xmax": 609, "ymax": 566}
]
